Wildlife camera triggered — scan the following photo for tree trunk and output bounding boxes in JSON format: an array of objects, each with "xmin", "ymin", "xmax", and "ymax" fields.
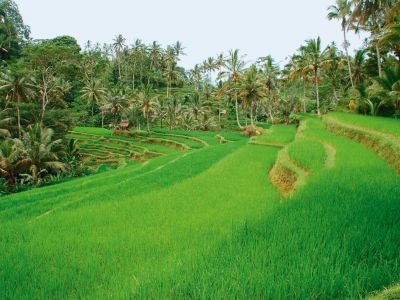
[
  {"xmin": 92, "ymin": 105, "xmax": 94, "ymax": 117},
  {"xmin": 268, "ymin": 107, "xmax": 275, "ymax": 125},
  {"xmin": 117, "ymin": 53, "xmax": 122, "ymax": 80},
  {"xmin": 303, "ymin": 81, "xmax": 307, "ymax": 113},
  {"xmin": 315, "ymin": 71, "xmax": 321, "ymax": 116},
  {"xmin": 16, "ymin": 94, "xmax": 21, "ymax": 139},
  {"xmin": 332, "ymin": 85, "xmax": 339, "ymax": 105},
  {"xmin": 343, "ymin": 29, "xmax": 355, "ymax": 88},
  {"xmin": 234, "ymin": 92, "xmax": 243, "ymax": 129},
  {"xmin": 250, "ymin": 102, "xmax": 254, "ymax": 126},
  {"xmin": 376, "ymin": 43, "xmax": 383, "ymax": 78}
]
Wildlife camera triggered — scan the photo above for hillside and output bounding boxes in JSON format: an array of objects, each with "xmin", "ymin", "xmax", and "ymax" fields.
[{"xmin": 0, "ymin": 113, "xmax": 399, "ymax": 299}]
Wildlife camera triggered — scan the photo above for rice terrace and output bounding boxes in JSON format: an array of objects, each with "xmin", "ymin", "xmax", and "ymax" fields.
[{"xmin": 1, "ymin": 0, "xmax": 400, "ymax": 299}]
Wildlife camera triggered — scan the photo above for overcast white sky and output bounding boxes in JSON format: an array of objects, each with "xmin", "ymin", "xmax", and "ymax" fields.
[{"xmin": 15, "ymin": 0, "xmax": 368, "ymax": 69}]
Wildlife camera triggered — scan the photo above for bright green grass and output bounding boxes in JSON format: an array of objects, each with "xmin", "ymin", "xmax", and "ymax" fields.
[
  {"xmin": 287, "ymin": 138, "xmax": 326, "ymax": 172},
  {"xmin": 80, "ymin": 144, "xmax": 130, "ymax": 156},
  {"xmin": 74, "ymin": 126, "xmax": 114, "ymax": 136},
  {"xmin": 253, "ymin": 125, "xmax": 297, "ymax": 145},
  {"xmin": 153, "ymin": 128, "xmax": 245, "ymax": 145},
  {"xmin": 328, "ymin": 112, "xmax": 400, "ymax": 137},
  {"xmin": 0, "ymin": 141, "xmax": 246, "ymax": 221},
  {"xmin": 1, "ymin": 120, "xmax": 399, "ymax": 299},
  {"xmin": 0, "ymin": 141, "xmax": 280, "ymax": 299},
  {"xmin": 161, "ymin": 117, "xmax": 400, "ymax": 299}
]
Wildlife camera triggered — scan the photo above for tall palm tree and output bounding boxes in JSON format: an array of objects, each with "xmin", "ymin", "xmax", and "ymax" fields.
[
  {"xmin": 353, "ymin": 49, "xmax": 366, "ymax": 85},
  {"xmin": 222, "ymin": 49, "xmax": 246, "ymax": 128},
  {"xmin": 163, "ymin": 50, "xmax": 180, "ymax": 99},
  {"xmin": 203, "ymin": 57, "xmax": 216, "ymax": 83},
  {"xmin": 238, "ymin": 65, "xmax": 265, "ymax": 126},
  {"xmin": 289, "ymin": 50, "xmax": 311, "ymax": 113},
  {"xmin": 148, "ymin": 41, "xmax": 162, "ymax": 85},
  {"xmin": 173, "ymin": 41, "xmax": 185, "ymax": 61},
  {"xmin": 80, "ymin": 79, "xmax": 107, "ymax": 116},
  {"xmin": 381, "ymin": 22, "xmax": 400, "ymax": 63},
  {"xmin": 351, "ymin": 0, "xmax": 396, "ymax": 77},
  {"xmin": 0, "ymin": 70, "xmax": 32, "ymax": 138},
  {"xmin": 303, "ymin": 37, "xmax": 328, "ymax": 116},
  {"xmin": 135, "ymin": 87, "xmax": 158, "ymax": 131},
  {"xmin": 113, "ymin": 34, "xmax": 126, "ymax": 80},
  {"xmin": 327, "ymin": 0, "xmax": 355, "ymax": 87},
  {"xmin": 323, "ymin": 44, "xmax": 345, "ymax": 104}
]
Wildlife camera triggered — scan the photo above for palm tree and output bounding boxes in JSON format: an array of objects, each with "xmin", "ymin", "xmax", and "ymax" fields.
[
  {"xmin": 163, "ymin": 52, "xmax": 180, "ymax": 99},
  {"xmin": 303, "ymin": 37, "xmax": 327, "ymax": 116},
  {"xmin": 113, "ymin": 34, "xmax": 126, "ymax": 80},
  {"xmin": 238, "ymin": 65, "xmax": 265, "ymax": 126},
  {"xmin": 0, "ymin": 139, "xmax": 20, "ymax": 188},
  {"xmin": 189, "ymin": 64, "xmax": 203, "ymax": 92},
  {"xmin": 353, "ymin": 49, "xmax": 366, "ymax": 86},
  {"xmin": 148, "ymin": 41, "xmax": 162, "ymax": 85},
  {"xmin": 203, "ymin": 57, "xmax": 216, "ymax": 83},
  {"xmin": 135, "ymin": 87, "xmax": 158, "ymax": 131},
  {"xmin": 80, "ymin": 79, "xmax": 107, "ymax": 116},
  {"xmin": 381, "ymin": 22, "xmax": 400, "ymax": 63},
  {"xmin": 323, "ymin": 44, "xmax": 345, "ymax": 104},
  {"xmin": 18, "ymin": 124, "xmax": 66, "ymax": 185},
  {"xmin": 0, "ymin": 108, "xmax": 14, "ymax": 138},
  {"xmin": 222, "ymin": 49, "xmax": 247, "ymax": 128},
  {"xmin": 351, "ymin": 0, "xmax": 396, "ymax": 77},
  {"xmin": 289, "ymin": 50, "xmax": 311, "ymax": 113},
  {"xmin": 102, "ymin": 88, "xmax": 129, "ymax": 126},
  {"xmin": 374, "ymin": 65, "xmax": 400, "ymax": 115},
  {"xmin": 327, "ymin": 0, "xmax": 355, "ymax": 88},
  {"xmin": 0, "ymin": 70, "xmax": 32, "ymax": 138},
  {"xmin": 173, "ymin": 41, "xmax": 186, "ymax": 61}
]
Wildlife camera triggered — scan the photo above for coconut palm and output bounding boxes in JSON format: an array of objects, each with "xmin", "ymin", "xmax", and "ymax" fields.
[
  {"xmin": 302, "ymin": 37, "xmax": 328, "ymax": 116},
  {"xmin": 374, "ymin": 65, "xmax": 400, "ymax": 114},
  {"xmin": 351, "ymin": 0, "xmax": 396, "ymax": 77},
  {"xmin": 80, "ymin": 79, "xmax": 107, "ymax": 116},
  {"xmin": 101, "ymin": 88, "xmax": 129, "ymax": 126},
  {"xmin": 0, "ymin": 108, "xmax": 13, "ymax": 138},
  {"xmin": 289, "ymin": 50, "xmax": 311, "ymax": 113},
  {"xmin": 327, "ymin": 0, "xmax": 355, "ymax": 88},
  {"xmin": 134, "ymin": 87, "xmax": 158, "ymax": 131},
  {"xmin": 353, "ymin": 49, "xmax": 366, "ymax": 85},
  {"xmin": 203, "ymin": 57, "xmax": 216, "ymax": 83},
  {"xmin": 113, "ymin": 34, "xmax": 126, "ymax": 80},
  {"xmin": 323, "ymin": 44, "xmax": 345, "ymax": 104},
  {"xmin": 221, "ymin": 49, "xmax": 247, "ymax": 128},
  {"xmin": 18, "ymin": 124, "xmax": 66, "ymax": 185},
  {"xmin": 381, "ymin": 22, "xmax": 400, "ymax": 63},
  {"xmin": 238, "ymin": 65, "xmax": 265, "ymax": 126},
  {"xmin": 0, "ymin": 70, "xmax": 32, "ymax": 138},
  {"xmin": 148, "ymin": 41, "xmax": 162, "ymax": 85},
  {"xmin": 173, "ymin": 41, "xmax": 185, "ymax": 61},
  {"xmin": 0, "ymin": 139, "xmax": 20, "ymax": 188}
]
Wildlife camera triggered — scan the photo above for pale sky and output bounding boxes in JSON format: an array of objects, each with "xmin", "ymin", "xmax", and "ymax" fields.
[{"xmin": 15, "ymin": 0, "xmax": 368, "ymax": 69}]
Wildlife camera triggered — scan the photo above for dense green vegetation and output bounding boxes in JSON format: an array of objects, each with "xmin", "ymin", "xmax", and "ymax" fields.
[{"xmin": 1, "ymin": 0, "xmax": 400, "ymax": 298}]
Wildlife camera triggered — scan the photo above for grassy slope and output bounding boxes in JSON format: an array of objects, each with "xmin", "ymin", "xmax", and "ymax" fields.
[
  {"xmin": 163, "ymin": 117, "xmax": 400, "ymax": 299},
  {"xmin": 0, "ymin": 129, "xmax": 288, "ymax": 298},
  {"xmin": 328, "ymin": 112, "xmax": 400, "ymax": 137},
  {"xmin": 1, "ymin": 120, "xmax": 399, "ymax": 299}
]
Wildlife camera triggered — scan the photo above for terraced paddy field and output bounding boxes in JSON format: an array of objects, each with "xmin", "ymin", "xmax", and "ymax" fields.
[{"xmin": 1, "ymin": 113, "xmax": 399, "ymax": 299}]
